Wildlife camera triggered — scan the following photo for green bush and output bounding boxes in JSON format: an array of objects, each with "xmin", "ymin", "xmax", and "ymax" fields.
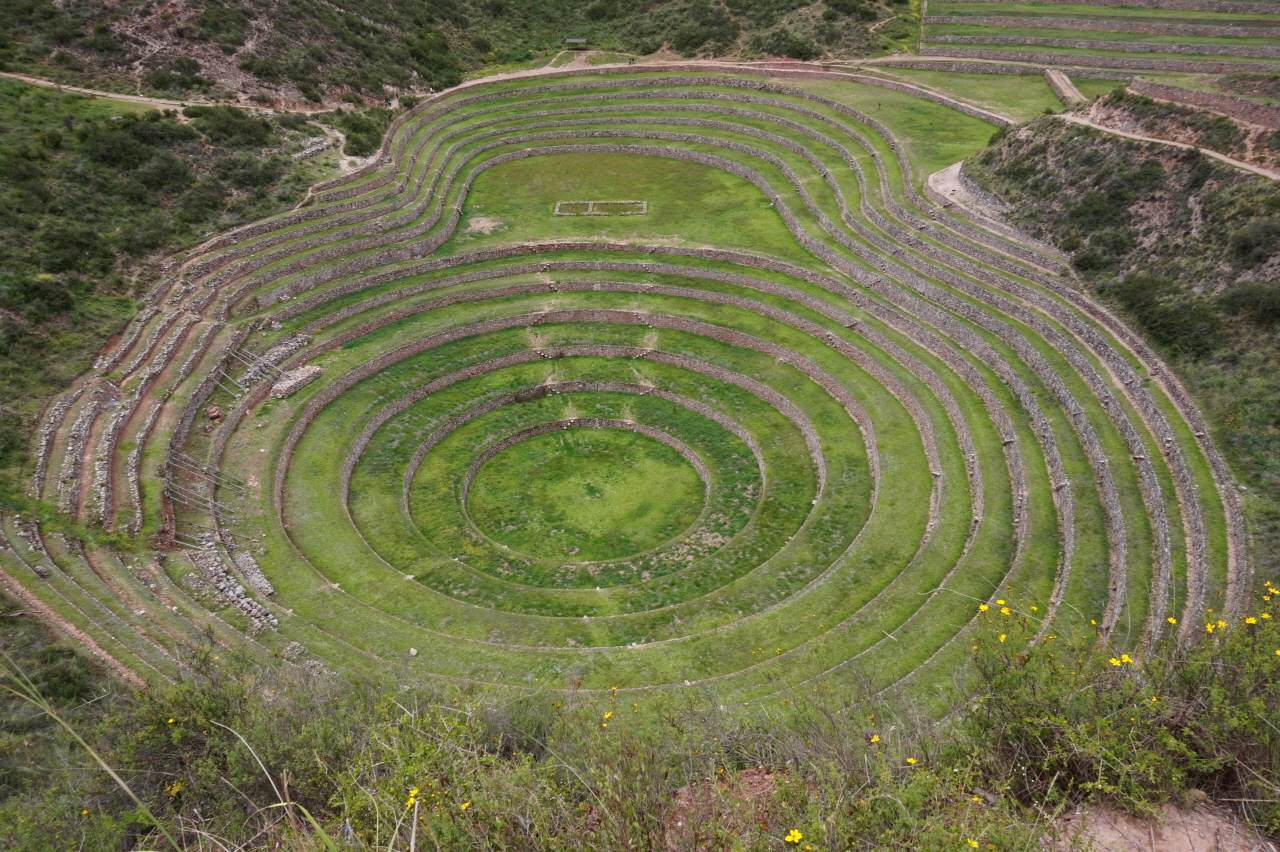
[
  {"xmin": 1106, "ymin": 273, "xmax": 1222, "ymax": 358},
  {"xmin": 213, "ymin": 153, "xmax": 285, "ymax": 189},
  {"xmin": 34, "ymin": 225, "xmax": 113, "ymax": 275},
  {"xmin": 406, "ymin": 28, "xmax": 463, "ymax": 89},
  {"xmin": 174, "ymin": 178, "xmax": 227, "ymax": 223},
  {"xmin": 746, "ymin": 26, "xmax": 821, "ymax": 59},
  {"xmin": 669, "ymin": 0, "xmax": 740, "ymax": 55},
  {"xmin": 1229, "ymin": 216, "xmax": 1280, "ymax": 267},
  {"xmin": 133, "ymin": 152, "xmax": 193, "ymax": 192},
  {"xmin": 1220, "ymin": 281, "xmax": 1280, "ymax": 327},
  {"xmin": 968, "ymin": 588, "xmax": 1280, "ymax": 832},
  {"xmin": 183, "ymin": 105, "xmax": 273, "ymax": 147},
  {"xmin": 197, "ymin": 2, "xmax": 253, "ymax": 48}
]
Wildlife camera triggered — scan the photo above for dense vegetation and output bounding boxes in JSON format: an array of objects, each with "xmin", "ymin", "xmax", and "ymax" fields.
[
  {"xmin": 4, "ymin": 583, "xmax": 1278, "ymax": 850},
  {"xmin": 967, "ymin": 113, "xmax": 1280, "ymax": 593},
  {"xmin": 0, "ymin": 80, "xmax": 326, "ymax": 480},
  {"xmin": 0, "ymin": 0, "xmax": 913, "ymax": 104}
]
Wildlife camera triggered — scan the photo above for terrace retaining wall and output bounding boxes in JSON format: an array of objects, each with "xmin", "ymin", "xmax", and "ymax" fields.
[
  {"xmin": 875, "ymin": 59, "xmax": 1135, "ymax": 79},
  {"xmin": 924, "ymin": 15, "xmax": 1280, "ymax": 38},
  {"xmin": 946, "ymin": 0, "xmax": 1280, "ymax": 13},
  {"xmin": 923, "ymin": 34, "xmax": 1280, "ymax": 58},
  {"xmin": 919, "ymin": 46, "xmax": 1280, "ymax": 72},
  {"xmin": 1129, "ymin": 78, "xmax": 1280, "ymax": 128}
]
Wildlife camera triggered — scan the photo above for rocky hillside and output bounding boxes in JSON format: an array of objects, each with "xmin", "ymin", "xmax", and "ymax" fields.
[{"xmin": 0, "ymin": 0, "xmax": 915, "ymax": 108}]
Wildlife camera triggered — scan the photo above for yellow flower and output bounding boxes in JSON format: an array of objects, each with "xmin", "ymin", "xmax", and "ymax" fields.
[
  {"xmin": 1167, "ymin": 617, "xmax": 1177, "ymax": 624},
  {"xmin": 1206, "ymin": 623, "xmax": 1215, "ymax": 634},
  {"xmin": 1275, "ymin": 650, "xmax": 1280, "ymax": 656},
  {"xmin": 1245, "ymin": 617, "xmax": 1257, "ymax": 625},
  {"xmin": 870, "ymin": 734, "xmax": 880, "ymax": 743},
  {"xmin": 1000, "ymin": 607, "xmax": 1011, "ymax": 615},
  {"xmin": 996, "ymin": 600, "xmax": 1005, "ymax": 606},
  {"xmin": 604, "ymin": 712, "xmax": 613, "ymax": 719},
  {"xmin": 167, "ymin": 718, "xmax": 175, "ymax": 724},
  {"xmin": 785, "ymin": 829, "xmax": 804, "ymax": 844},
  {"xmin": 1120, "ymin": 654, "xmax": 1133, "ymax": 664},
  {"xmin": 969, "ymin": 839, "xmax": 980, "ymax": 848},
  {"xmin": 1109, "ymin": 658, "xmax": 1121, "ymax": 667},
  {"xmin": 461, "ymin": 802, "xmax": 471, "ymax": 810},
  {"xmin": 81, "ymin": 810, "xmax": 88, "ymax": 815},
  {"xmin": 906, "ymin": 758, "xmax": 917, "ymax": 764},
  {"xmin": 978, "ymin": 604, "xmax": 989, "ymax": 612},
  {"xmin": 1030, "ymin": 606, "xmax": 1038, "ymax": 611},
  {"xmin": 998, "ymin": 634, "xmax": 1006, "ymax": 643},
  {"xmin": 1263, "ymin": 614, "xmax": 1272, "ymax": 619},
  {"xmin": 1218, "ymin": 620, "xmax": 1227, "ymax": 629}
]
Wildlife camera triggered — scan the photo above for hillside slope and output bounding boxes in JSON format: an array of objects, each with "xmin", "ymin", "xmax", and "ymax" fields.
[{"xmin": 0, "ymin": 0, "xmax": 916, "ymax": 107}]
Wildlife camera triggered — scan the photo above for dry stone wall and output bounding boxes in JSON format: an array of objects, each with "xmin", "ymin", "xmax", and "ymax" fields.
[
  {"xmin": 924, "ymin": 15, "xmax": 1280, "ymax": 38},
  {"xmin": 876, "ymin": 59, "xmax": 1134, "ymax": 79},
  {"xmin": 923, "ymin": 34, "xmax": 1280, "ymax": 58},
  {"xmin": 920, "ymin": 46, "xmax": 1280, "ymax": 73},
  {"xmin": 1130, "ymin": 78, "xmax": 1280, "ymax": 128},
  {"xmin": 943, "ymin": 0, "xmax": 1280, "ymax": 12}
]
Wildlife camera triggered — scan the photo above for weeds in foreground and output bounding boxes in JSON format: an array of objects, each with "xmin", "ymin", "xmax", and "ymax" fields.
[{"xmin": 4, "ymin": 590, "xmax": 1280, "ymax": 850}]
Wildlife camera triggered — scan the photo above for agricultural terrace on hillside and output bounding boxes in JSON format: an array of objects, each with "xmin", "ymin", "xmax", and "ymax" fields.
[
  {"xmin": 918, "ymin": 0, "xmax": 1280, "ymax": 80},
  {"xmin": 2, "ymin": 64, "xmax": 1248, "ymax": 707}
]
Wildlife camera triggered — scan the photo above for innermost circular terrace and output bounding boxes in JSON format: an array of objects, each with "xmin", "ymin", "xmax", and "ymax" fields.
[{"xmin": 466, "ymin": 425, "xmax": 707, "ymax": 566}]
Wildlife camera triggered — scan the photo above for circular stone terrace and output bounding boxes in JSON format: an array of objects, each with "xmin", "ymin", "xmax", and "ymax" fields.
[{"xmin": 4, "ymin": 63, "xmax": 1247, "ymax": 706}]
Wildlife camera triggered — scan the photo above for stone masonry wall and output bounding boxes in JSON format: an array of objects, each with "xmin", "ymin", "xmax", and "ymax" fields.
[
  {"xmin": 920, "ymin": 46, "xmax": 1280, "ymax": 73},
  {"xmin": 1130, "ymin": 78, "xmax": 1280, "ymax": 128},
  {"xmin": 924, "ymin": 15, "xmax": 1280, "ymax": 38},
  {"xmin": 923, "ymin": 34, "xmax": 1280, "ymax": 58}
]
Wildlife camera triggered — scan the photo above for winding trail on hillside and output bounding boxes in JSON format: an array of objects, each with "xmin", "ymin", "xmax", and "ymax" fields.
[{"xmin": 1055, "ymin": 113, "xmax": 1280, "ymax": 179}]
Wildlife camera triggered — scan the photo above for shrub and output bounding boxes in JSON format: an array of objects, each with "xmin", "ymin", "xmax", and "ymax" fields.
[
  {"xmin": 114, "ymin": 211, "xmax": 174, "ymax": 256},
  {"xmin": 197, "ymin": 2, "xmax": 253, "ymax": 48},
  {"xmin": 183, "ymin": 105, "xmax": 273, "ymax": 147},
  {"xmin": 406, "ymin": 28, "xmax": 462, "ymax": 89},
  {"xmin": 968, "ymin": 588, "xmax": 1280, "ymax": 832},
  {"xmin": 332, "ymin": 108, "xmax": 391, "ymax": 157},
  {"xmin": 669, "ymin": 0, "xmax": 740, "ymax": 55},
  {"xmin": 827, "ymin": 0, "xmax": 879, "ymax": 22},
  {"xmin": 746, "ymin": 27, "xmax": 820, "ymax": 60},
  {"xmin": 1107, "ymin": 273, "xmax": 1222, "ymax": 359},
  {"xmin": 213, "ymin": 154, "xmax": 285, "ymax": 189},
  {"xmin": 174, "ymin": 178, "xmax": 227, "ymax": 223},
  {"xmin": 1229, "ymin": 216, "xmax": 1280, "ymax": 267},
  {"xmin": 133, "ymin": 151, "xmax": 194, "ymax": 192},
  {"xmin": 80, "ymin": 126, "xmax": 153, "ymax": 169},
  {"xmin": 238, "ymin": 52, "xmax": 281, "ymax": 82},
  {"xmin": 34, "ymin": 225, "xmax": 113, "ymax": 275},
  {"xmin": 1220, "ymin": 281, "xmax": 1280, "ymax": 326}
]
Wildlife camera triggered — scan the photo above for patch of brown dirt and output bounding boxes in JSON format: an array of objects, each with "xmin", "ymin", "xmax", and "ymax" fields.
[
  {"xmin": 1052, "ymin": 802, "xmax": 1276, "ymax": 852},
  {"xmin": 666, "ymin": 768, "xmax": 781, "ymax": 850},
  {"xmin": 465, "ymin": 215, "xmax": 505, "ymax": 235}
]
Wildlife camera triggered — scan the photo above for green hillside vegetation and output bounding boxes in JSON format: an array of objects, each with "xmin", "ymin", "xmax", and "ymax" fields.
[
  {"xmin": 0, "ymin": 79, "xmax": 345, "ymax": 478},
  {"xmin": 4, "ymin": 584, "xmax": 1279, "ymax": 849},
  {"xmin": 0, "ymin": 0, "xmax": 914, "ymax": 103}
]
